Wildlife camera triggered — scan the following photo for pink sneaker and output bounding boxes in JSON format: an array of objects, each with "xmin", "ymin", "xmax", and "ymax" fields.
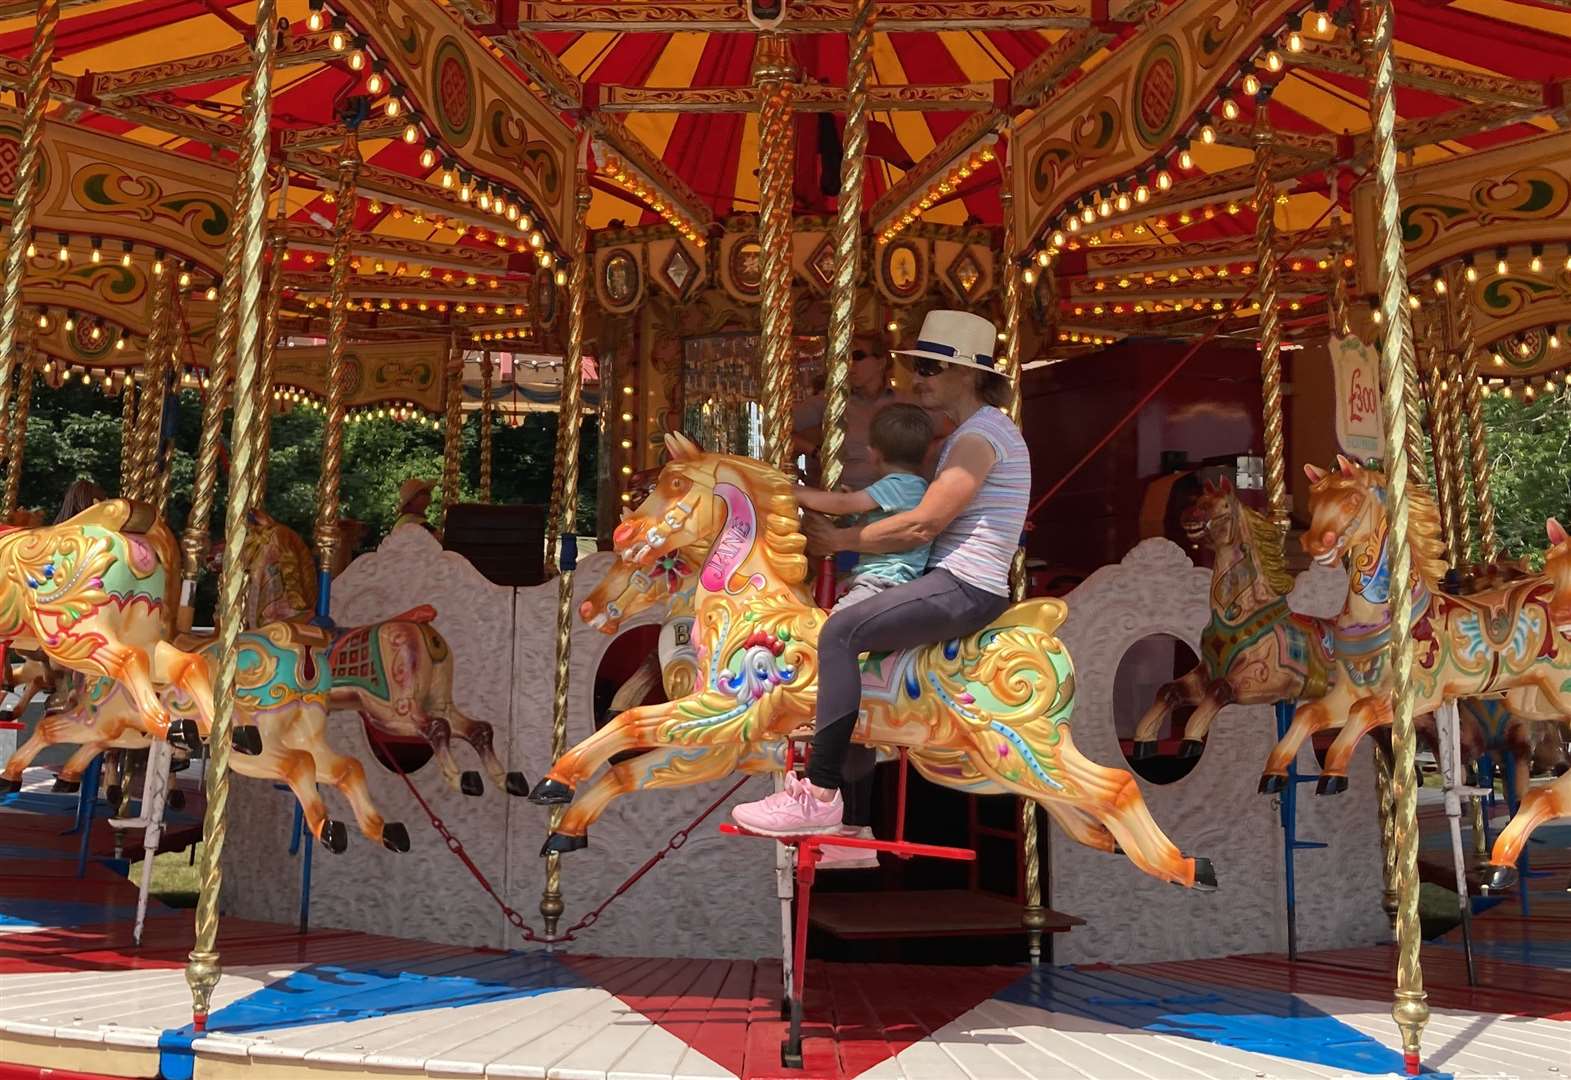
[
  {"xmin": 732, "ymin": 773, "xmax": 843, "ymax": 837},
  {"xmin": 816, "ymin": 826, "xmax": 879, "ymax": 870}
]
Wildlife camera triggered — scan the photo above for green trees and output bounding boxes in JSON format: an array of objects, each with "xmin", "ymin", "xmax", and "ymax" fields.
[{"xmin": 1481, "ymin": 391, "xmax": 1571, "ymax": 561}]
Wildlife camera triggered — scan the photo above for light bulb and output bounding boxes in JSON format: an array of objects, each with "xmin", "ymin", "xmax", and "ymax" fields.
[
  {"xmin": 1315, "ymin": 11, "xmax": 1329, "ymax": 33},
  {"xmin": 348, "ymin": 49, "xmax": 365, "ymax": 71},
  {"xmin": 1242, "ymin": 73, "xmax": 1260, "ymax": 97},
  {"xmin": 1265, "ymin": 50, "xmax": 1283, "ymax": 72},
  {"xmin": 403, "ymin": 124, "xmax": 419, "ymax": 144},
  {"xmin": 1222, "ymin": 98, "xmax": 1239, "ymax": 120},
  {"xmin": 1098, "ymin": 198, "xmax": 1112, "ymax": 217},
  {"xmin": 1287, "ymin": 30, "xmax": 1303, "ymax": 51},
  {"xmin": 1434, "ymin": 278, "xmax": 1446, "ymax": 295},
  {"xmin": 529, "ymin": 230, "xmax": 543, "ymax": 249},
  {"xmin": 1022, "ymin": 267, "xmax": 1037, "ymax": 285},
  {"xmin": 1200, "ymin": 124, "xmax": 1216, "ymax": 145},
  {"xmin": 385, "ymin": 96, "xmax": 401, "ymax": 118},
  {"xmin": 1036, "ymin": 249, "xmax": 1051, "ymax": 267},
  {"xmin": 419, "ymin": 147, "xmax": 436, "ymax": 169},
  {"xmin": 115, "ymin": 335, "xmax": 126, "ymax": 350},
  {"xmin": 1116, "ymin": 192, "xmax": 1131, "ymax": 212},
  {"xmin": 554, "ymin": 268, "xmax": 567, "ymax": 286},
  {"xmin": 1178, "ymin": 148, "xmax": 1193, "ymax": 170},
  {"xmin": 1465, "ymin": 264, "xmax": 1478, "ymax": 282},
  {"xmin": 1156, "ymin": 170, "xmax": 1172, "ymax": 191},
  {"xmin": 1552, "ymin": 334, "xmax": 1562, "ymax": 349},
  {"xmin": 1052, "ymin": 229, "xmax": 1067, "ymax": 247},
  {"xmin": 367, "ymin": 71, "xmax": 385, "ymax": 94},
  {"xmin": 90, "ymin": 247, "xmax": 101, "ymax": 264},
  {"xmin": 307, "ymin": 9, "xmax": 324, "ymax": 30},
  {"xmin": 329, "ymin": 29, "xmax": 346, "ymax": 50},
  {"xmin": 1496, "ymin": 256, "xmax": 1508, "ymax": 274},
  {"xmin": 57, "ymin": 243, "xmax": 69, "ymax": 264},
  {"xmin": 442, "ymin": 170, "xmax": 454, "ymax": 190},
  {"xmin": 206, "ymin": 286, "xmax": 217, "ymax": 301},
  {"xmin": 64, "ymin": 313, "xmax": 75, "ymax": 331},
  {"xmin": 1531, "ymin": 254, "xmax": 1543, "ymax": 272},
  {"xmin": 24, "ymin": 239, "xmax": 35, "ymax": 258},
  {"xmin": 1134, "ymin": 185, "xmax": 1149, "ymax": 204}
]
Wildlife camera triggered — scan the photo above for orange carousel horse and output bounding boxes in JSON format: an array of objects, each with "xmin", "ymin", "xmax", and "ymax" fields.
[
  {"xmin": 530, "ymin": 433, "xmax": 1215, "ymax": 891},
  {"xmin": 0, "ymin": 499, "xmax": 260, "ymax": 769}
]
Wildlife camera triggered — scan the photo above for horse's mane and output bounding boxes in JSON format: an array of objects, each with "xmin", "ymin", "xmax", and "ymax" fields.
[
  {"xmin": 1237, "ymin": 502, "xmax": 1295, "ymax": 595},
  {"xmin": 728, "ymin": 457, "xmax": 809, "ymax": 586},
  {"xmin": 1402, "ymin": 483, "xmax": 1450, "ymax": 589}
]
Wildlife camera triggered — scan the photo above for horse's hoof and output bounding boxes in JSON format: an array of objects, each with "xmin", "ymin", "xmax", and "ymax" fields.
[
  {"xmin": 167, "ymin": 789, "xmax": 186, "ymax": 812},
  {"xmin": 1258, "ymin": 774, "xmax": 1285, "ymax": 795},
  {"xmin": 1316, "ymin": 774, "xmax": 1348, "ymax": 796},
  {"xmin": 106, "ymin": 783, "xmax": 123, "ymax": 805},
  {"xmin": 1129, "ymin": 741, "xmax": 1158, "ymax": 761},
  {"xmin": 169, "ymin": 756, "xmax": 191, "ymax": 773},
  {"xmin": 167, "ymin": 719, "xmax": 202, "ymax": 754},
  {"xmin": 0, "ymin": 777, "xmax": 21, "ymax": 794},
  {"xmin": 1190, "ymin": 857, "xmax": 1218, "ymax": 892},
  {"xmin": 51, "ymin": 777, "xmax": 80, "ymax": 794},
  {"xmin": 1481, "ymin": 863, "xmax": 1518, "ymax": 893},
  {"xmin": 382, "ymin": 823, "xmax": 411, "ymax": 853},
  {"xmin": 460, "ymin": 771, "xmax": 484, "ymax": 797},
  {"xmin": 1177, "ymin": 739, "xmax": 1205, "ymax": 760},
  {"xmin": 232, "ymin": 725, "xmax": 263, "ymax": 756},
  {"xmin": 505, "ymin": 771, "xmax": 530, "ymax": 797},
  {"xmin": 320, "ymin": 820, "xmax": 349, "ymax": 854},
  {"xmin": 540, "ymin": 831, "xmax": 588, "ymax": 856},
  {"xmin": 529, "ymin": 778, "xmax": 575, "ymax": 805}
]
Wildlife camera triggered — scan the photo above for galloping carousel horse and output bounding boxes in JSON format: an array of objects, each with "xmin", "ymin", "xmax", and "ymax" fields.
[
  {"xmin": 1131, "ymin": 476, "xmax": 1336, "ymax": 759},
  {"xmin": 0, "ymin": 500, "xmax": 259, "ymax": 761},
  {"xmin": 238, "ymin": 508, "xmax": 527, "ymax": 797},
  {"xmin": 1259, "ymin": 458, "xmax": 1571, "ymax": 804},
  {"xmin": 0, "ymin": 621, "xmax": 408, "ymax": 853},
  {"xmin": 530, "ymin": 433, "xmax": 1215, "ymax": 890}
]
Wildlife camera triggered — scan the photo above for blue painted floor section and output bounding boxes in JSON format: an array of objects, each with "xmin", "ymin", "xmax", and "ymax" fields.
[
  {"xmin": 999, "ymin": 964, "xmax": 1445, "ymax": 1076},
  {"xmin": 0, "ymin": 897, "xmax": 140, "ymax": 928}
]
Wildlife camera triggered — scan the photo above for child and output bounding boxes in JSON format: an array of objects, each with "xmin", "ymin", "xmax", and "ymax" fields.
[{"xmin": 796, "ymin": 403, "xmax": 935, "ymax": 610}]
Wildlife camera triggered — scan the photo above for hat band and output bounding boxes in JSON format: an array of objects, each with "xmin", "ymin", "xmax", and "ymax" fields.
[{"xmin": 916, "ymin": 339, "xmax": 994, "ymax": 369}]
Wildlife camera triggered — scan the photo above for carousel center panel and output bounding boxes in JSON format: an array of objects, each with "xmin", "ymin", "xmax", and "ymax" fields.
[
  {"xmin": 218, "ymin": 528, "xmax": 778, "ymax": 961},
  {"xmin": 1052, "ymin": 539, "xmax": 1390, "ymax": 966}
]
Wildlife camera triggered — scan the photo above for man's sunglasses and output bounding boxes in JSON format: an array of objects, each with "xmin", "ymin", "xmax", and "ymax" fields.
[{"xmin": 909, "ymin": 356, "xmax": 946, "ymax": 378}]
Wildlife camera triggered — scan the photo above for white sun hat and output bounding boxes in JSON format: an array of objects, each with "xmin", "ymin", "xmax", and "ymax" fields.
[{"xmin": 891, "ymin": 310, "xmax": 1001, "ymax": 372}]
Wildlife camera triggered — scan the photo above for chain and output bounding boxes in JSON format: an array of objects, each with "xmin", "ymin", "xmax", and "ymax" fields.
[{"xmin": 391, "ymin": 753, "xmax": 748, "ymax": 945}]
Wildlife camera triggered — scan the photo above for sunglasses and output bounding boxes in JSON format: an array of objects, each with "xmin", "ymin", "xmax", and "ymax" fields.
[{"xmin": 910, "ymin": 356, "xmax": 946, "ymax": 378}]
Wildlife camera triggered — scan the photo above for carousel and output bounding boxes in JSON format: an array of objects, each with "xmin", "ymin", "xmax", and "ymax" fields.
[{"xmin": 0, "ymin": 0, "xmax": 1567, "ymax": 1077}]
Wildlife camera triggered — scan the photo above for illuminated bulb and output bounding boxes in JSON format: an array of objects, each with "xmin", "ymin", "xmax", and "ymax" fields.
[
  {"xmin": 329, "ymin": 29, "xmax": 346, "ymax": 50},
  {"xmin": 553, "ymin": 268, "xmax": 567, "ymax": 287},
  {"xmin": 622, "ymin": 385, "xmax": 635, "ymax": 395},
  {"xmin": 152, "ymin": 258, "xmax": 164, "ymax": 276},
  {"xmin": 1287, "ymin": 30, "xmax": 1303, "ymax": 51},
  {"xmin": 348, "ymin": 49, "xmax": 365, "ymax": 71},
  {"xmin": 1052, "ymin": 229, "xmax": 1067, "ymax": 247},
  {"xmin": 57, "ymin": 241, "xmax": 69, "ymax": 263},
  {"xmin": 1531, "ymin": 253, "xmax": 1543, "ymax": 273},
  {"xmin": 90, "ymin": 247, "xmax": 101, "ymax": 264},
  {"xmin": 1098, "ymin": 198, "xmax": 1112, "ymax": 217},
  {"xmin": 1066, "ymin": 216, "xmax": 1081, "ymax": 234},
  {"xmin": 419, "ymin": 147, "xmax": 436, "ymax": 170},
  {"xmin": 505, "ymin": 203, "xmax": 519, "ymax": 222},
  {"xmin": 1116, "ymin": 192, "xmax": 1131, "ymax": 212},
  {"xmin": 1178, "ymin": 148, "xmax": 1193, "ymax": 170},
  {"xmin": 478, "ymin": 190, "xmax": 491, "ymax": 211},
  {"xmin": 442, "ymin": 170, "xmax": 454, "ymax": 190},
  {"xmin": 1315, "ymin": 10, "xmax": 1329, "ymax": 33},
  {"xmin": 1022, "ymin": 267, "xmax": 1037, "ymax": 285},
  {"xmin": 1200, "ymin": 124, "xmax": 1216, "ymax": 145},
  {"xmin": 63, "ymin": 312, "xmax": 75, "ymax": 331},
  {"xmin": 366, "ymin": 71, "xmax": 385, "ymax": 95},
  {"xmin": 1552, "ymin": 334, "xmax": 1562, "ymax": 349},
  {"xmin": 307, "ymin": 8, "xmax": 324, "ymax": 30},
  {"xmin": 1222, "ymin": 98, "xmax": 1240, "ymax": 120},
  {"xmin": 178, "ymin": 270, "xmax": 191, "ymax": 288},
  {"xmin": 529, "ymin": 230, "xmax": 543, "ymax": 249},
  {"xmin": 1265, "ymin": 50, "xmax": 1282, "ymax": 72},
  {"xmin": 1434, "ymin": 278, "xmax": 1446, "ymax": 295},
  {"xmin": 115, "ymin": 335, "xmax": 126, "ymax": 351},
  {"xmin": 1080, "ymin": 206, "xmax": 1095, "ymax": 224},
  {"xmin": 1134, "ymin": 185, "xmax": 1149, "ymax": 204},
  {"xmin": 517, "ymin": 214, "xmax": 532, "ymax": 233},
  {"xmin": 540, "ymin": 251, "xmax": 554, "ymax": 268},
  {"xmin": 1155, "ymin": 170, "xmax": 1172, "ymax": 191},
  {"xmin": 1036, "ymin": 249, "xmax": 1051, "ymax": 267},
  {"xmin": 403, "ymin": 123, "xmax": 419, "ymax": 144},
  {"xmin": 89, "ymin": 325, "xmax": 102, "ymax": 341},
  {"xmin": 385, "ymin": 96, "xmax": 402, "ymax": 118},
  {"xmin": 1465, "ymin": 264, "xmax": 1478, "ymax": 283},
  {"xmin": 1496, "ymin": 255, "xmax": 1508, "ymax": 274},
  {"xmin": 1242, "ymin": 73, "xmax": 1260, "ymax": 97},
  {"xmin": 1407, "ymin": 293, "xmax": 1420, "ymax": 310}
]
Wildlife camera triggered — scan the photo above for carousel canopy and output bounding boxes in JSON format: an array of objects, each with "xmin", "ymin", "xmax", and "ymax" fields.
[{"xmin": 2, "ymin": 0, "xmax": 1570, "ymax": 388}]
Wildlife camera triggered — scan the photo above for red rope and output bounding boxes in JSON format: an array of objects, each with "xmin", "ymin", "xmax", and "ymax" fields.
[
  {"xmin": 390, "ymin": 755, "xmax": 749, "ymax": 945},
  {"xmin": 1024, "ymin": 168, "xmax": 1369, "ymax": 526}
]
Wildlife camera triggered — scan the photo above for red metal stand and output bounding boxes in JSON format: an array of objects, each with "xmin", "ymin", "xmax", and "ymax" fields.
[{"xmin": 720, "ymin": 749, "xmax": 975, "ymax": 1069}]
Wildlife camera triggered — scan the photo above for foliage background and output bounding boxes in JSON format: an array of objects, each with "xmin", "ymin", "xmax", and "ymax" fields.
[{"xmin": 16, "ymin": 382, "xmax": 597, "ymax": 617}]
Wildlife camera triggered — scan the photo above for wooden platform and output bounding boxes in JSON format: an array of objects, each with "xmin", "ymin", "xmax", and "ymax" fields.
[{"xmin": 1, "ymin": 769, "xmax": 1568, "ymax": 1080}]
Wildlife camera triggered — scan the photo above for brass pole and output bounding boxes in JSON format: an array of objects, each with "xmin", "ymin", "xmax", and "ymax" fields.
[
  {"xmin": 180, "ymin": 89, "xmax": 269, "ymax": 596},
  {"xmin": 541, "ymin": 177, "xmax": 590, "ymax": 939},
  {"xmin": 128, "ymin": 271, "xmax": 175, "ymax": 503},
  {"xmin": 251, "ymin": 186, "xmax": 289, "ymax": 511},
  {"xmin": 753, "ymin": 33, "xmax": 796, "ymax": 470},
  {"xmin": 1327, "ymin": 178, "xmax": 1352, "ymax": 340},
  {"xmin": 440, "ymin": 331, "xmax": 463, "ymax": 530},
  {"xmin": 184, "ymin": 0, "xmax": 277, "ymax": 1028},
  {"xmin": 153, "ymin": 291, "xmax": 184, "ymax": 517},
  {"xmin": 1437, "ymin": 286, "xmax": 1477, "ymax": 562},
  {"xmin": 313, "ymin": 134, "xmax": 361, "ymax": 589},
  {"xmin": 1449, "ymin": 269, "xmax": 1498, "ymax": 562},
  {"xmin": 0, "ymin": 0, "xmax": 57, "ymax": 517},
  {"xmin": 1422, "ymin": 313, "xmax": 1462, "ymax": 566},
  {"xmin": 479, "ymin": 352, "xmax": 493, "ymax": 502},
  {"xmin": 1374, "ymin": 740, "xmax": 1399, "ymax": 921},
  {"xmin": 821, "ymin": 0, "xmax": 873, "ymax": 496},
  {"xmin": 1000, "ymin": 168, "xmax": 1048, "ymax": 966},
  {"xmin": 2, "ymin": 350, "xmax": 39, "ymax": 514},
  {"xmin": 118, "ymin": 373, "xmax": 139, "ymax": 494},
  {"xmin": 1253, "ymin": 111, "xmax": 1289, "ymax": 538},
  {"xmin": 1361, "ymin": 0, "xmax": 1429, "ymax": 1068}
]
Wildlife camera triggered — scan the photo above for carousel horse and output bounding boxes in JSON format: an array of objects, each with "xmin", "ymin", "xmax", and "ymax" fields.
[
  {"xmin": 237, "ymin": 508, "xmax": 527, "ymax": 798},
  {"xmin": 0, "ymin": 499, "xmax": 257, "ymax": 756},
  {"xmin": 1480, "ymin": 521, "xmax": 1571, "ymax": 890},
  {"xmin": 530, "ymin": 433, "xmax": 1215, "ymax": 890},
  {"xmin": 0, "ymin": 621, "xmax": 407, "ymax": 853},
  {"xmin": 1260, "ymin": 458, "xmax": 1571, "ymax": 800},
  {"xmin": 1131, "ymin": 477, "xmax": 1335, "ymax": 759}
]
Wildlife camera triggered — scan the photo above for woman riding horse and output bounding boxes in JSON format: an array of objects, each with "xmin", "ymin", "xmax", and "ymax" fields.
[{"xmin": 732, "ymin": 310, "xmax": 1029, "ymax": 835}]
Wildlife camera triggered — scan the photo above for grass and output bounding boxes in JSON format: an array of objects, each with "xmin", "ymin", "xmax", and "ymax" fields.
[{"xmin": 127, "ymin": 843, "xmax": 203, "ymax": 909}]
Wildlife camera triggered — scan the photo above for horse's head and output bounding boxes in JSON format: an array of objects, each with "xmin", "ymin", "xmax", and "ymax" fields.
[
  {"xmin": 1301, "ymin": 455, "xmax": 1380, "ymax": 568},
  {"xmin": 579, "ymin": 547, "xmax": 698, "ymax": 634},
  {"xmin": 1545, "ymin": 518, "xmax": 1571, "ymax": 634},
  {"xmin": 1181, "ymin": 476, "xmax": 1240, "ymax": 548},
  {"xmin": 585, "ymin": 432, "xmax": 805, "ymax": 630}
]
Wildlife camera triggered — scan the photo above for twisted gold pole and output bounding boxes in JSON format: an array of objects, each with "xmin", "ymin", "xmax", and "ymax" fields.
[
  {"xmin": 0, "ymin": 0, "xmax": 57, "ymax": 517},
  {"xmin": 181, "ymin": 91, "xmax": 267, "ymax": 590},
  {"xmin": 1451, "ymin": 272, "xmax": 1497, "ymax": 563},
  {"xmin": 754, "ymin": 33, "xmax": 796, "ymax": 470},
  {"xmin": 541, "ymin": 178, "xmax": 591, "ymax": 939},
  {"xmin": 251, "ymin": 225, "xmax": 287, "ymax": 511},
  {"xmin": 185, "ymin": 0, "xmax": 277, "ymax": 1027},
  {"xmin": 1437, "ymin": 291, "xmax": 1476, "ymax": 561},
  {"xmin": 1361, "ymin": 0, "xmax": 1429, "ymax": 1066},
  {"xmin": 153, "ymin": 291, "xmax": 185, "ymax": 516},
  {"xmin": 118, "ymin": 373, "xmax": 139, "ymax": 495},
  {"xmin": 128, "ymin": 271, "xmax": 175, "ymax": 503},
  {"xmin": 821, "ymin": 0, "xmax": 873, "ymax": 495},
  {"xmin": 1000, "ymin": 173, "xmax": 1048, "ymax": 965},
  {"xmin": 2, "ymin": 350, "xmax": 39, "ymax": 514},
  {"xmin": 479, "ymin": 352, "xmax": 493, "ymax": 502},
  {"xmin": 1253, "ymin": 115, "xmax": 1289, "ymax": 538},
  {"xmin": 1374, "ymin": 741, "xmax": 1399, "ymax": 921},
  {"xmin": 1423, "ymin": 313, "xmax": 1462, "ymax": 566},
  {"xmin": 1328, "ymin": 194, "xmax": 1351, "ymax": 339},
  {"xmin": 314, "ymin": 136, "xmax": 361, "ymax": 578},
  {"xmin": 441, "ymin": 331, "xmax": 463, "ymax": 531}
]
